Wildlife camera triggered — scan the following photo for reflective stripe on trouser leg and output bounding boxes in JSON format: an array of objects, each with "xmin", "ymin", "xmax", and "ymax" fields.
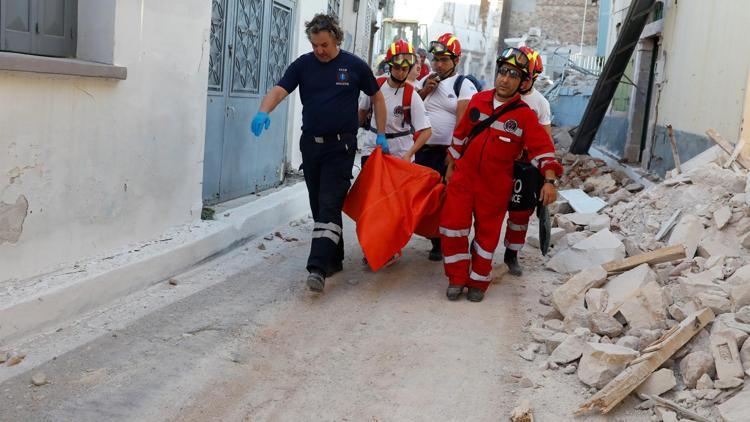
[
  {"xmin": 468, "ymin": 205, "xmax": 506, "ymax": 292},
  {"xmin": 304, "ymin": 134, "xmax": 356, "ymax": 274},
  {"xmin": 440, "ymin": 178, "xmax": 474, "ymax": 286},
  {"xmin": 504, "ymin": 209, "xmax": 534, "ymax": 251}
]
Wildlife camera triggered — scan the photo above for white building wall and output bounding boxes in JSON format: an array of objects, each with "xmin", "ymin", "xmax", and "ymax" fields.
[
  {"xmin": 654, "ymin": 0, "xmax": 750, "ymax": 140},
  {"xmin": 0, "ymin": 1, "xmax": 211, "ymax": 282}
]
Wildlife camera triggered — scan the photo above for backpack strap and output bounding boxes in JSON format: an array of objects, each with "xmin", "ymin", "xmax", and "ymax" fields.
[
  {"xmin": 402, "ymin": 82, "xmax": 414, "ymax": 128},
  {"xmin": 377, "ymin": 76, "xmax": 388, "ymax": 88},
  {"xmin": 453, "ymin": 75, "xmax": 465, "ymax": 98}
]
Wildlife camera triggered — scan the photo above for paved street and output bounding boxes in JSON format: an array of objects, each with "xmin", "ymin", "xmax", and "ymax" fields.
[{"xmin": 0, "ymin": 216, "xmax": 648, "ymax": 421}]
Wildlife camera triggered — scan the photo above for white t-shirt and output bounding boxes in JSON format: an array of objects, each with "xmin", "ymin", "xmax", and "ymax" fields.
[
  {"xmin": 415, "ymin": 74, "xmax": 477, "ymax": 145},
  {"xmin": 522, "ymin": 88, "xmax": 552, "ymax": 126},
  {"xmin": 359, "ymin": 80, "xmax": 431, "ymax": 158}
]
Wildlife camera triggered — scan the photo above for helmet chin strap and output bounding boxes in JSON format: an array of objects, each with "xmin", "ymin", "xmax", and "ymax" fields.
[{"xmin": 389, "ymin": 63, "xmax": 415, "ymax": 94}]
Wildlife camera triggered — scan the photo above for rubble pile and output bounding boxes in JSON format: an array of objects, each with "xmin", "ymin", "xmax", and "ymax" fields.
[{"xmin": 521, "ymin": 151, "xmax": 750, "ymax": 420}]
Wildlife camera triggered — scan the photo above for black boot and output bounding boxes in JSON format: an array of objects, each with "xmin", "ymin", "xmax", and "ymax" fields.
[
  {"xmin": 467, "ymin": 287, "xmax": 485, "ymax": 302},
  {"xmin": 446, "ymin": 285, "xmax": 463, "ymax": 300},
  {"xmin": 306, "ymin": 268, "xmax": 326, "ymax": 292},
  {"xmin": 429, "ymin": 238, "xmax": 443, "ymax": 261},
  {"xmin": 504, "ymin": 249, "xmax": 523, "ymax": 276}
]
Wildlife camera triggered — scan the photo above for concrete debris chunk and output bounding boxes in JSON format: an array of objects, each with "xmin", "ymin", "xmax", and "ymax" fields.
[
  {"xmin": 585, "ymin": 288, "xmax": 608, "ymax": 313},
  {"xmin": 729, "ymin": 279, "xmax": 750, "ymax": 310},
  {"xmin": 589, "ymin": 311, "xmax": 624, "ymax": 337},
  {"xmin": 616, "ymin": 336, "xmax": 641, "ymax": 351},
  {"xmin": 668, "ymin": 214, "xmax": 705, "ymax": 259},
  {"xmin": 549, "ymin": 331, "xmax": 587, "ymax": 364},
  {"xmin": 634, "ymin": 368, "xmax": 677, "ymax": 396},
  {"xmin": 543, "ymin": 319, "xmax": 565, "ymax": 332},
  {"xmin": 668, "ymin": 300, "xmax": 701, "ymax": 322},
  {"xmin": 618, "ymin": 281, "xmax": 670, "ymax": 330},
  {"xmin": 714, "ymin": 377, "xmax": 743, "ymax": 389},
  {"xmin": 737, "ymin": 305, "xmax": 750, "ymax": 324},
  {"xmin": 603, "ymin": 264, "xmax": 656, "ymax": 315},
  {"xmin": 563, "ymin": 307, "xmax": 593, "ymax": 333},
  {"xmin": 694, "ymin": 373, "xmax": 714, "ymax": 390},
  {"xmin": 655, "ymin": 210, "xmax": 682, "ymax": 241},
  {"xmin": 544, "ymin": 332, "xmax": 569, "ymax": 354},
  {"xmin": 679, "ymin": 351, "xmax": 715, "ymax": 388},
  {"xmin": 559, "ymin": 189, "xmax": 607, "ymax": 214},
  {"xmin": 709, "ymin": 332, "xmax": 745, "ymax": 381},
  {"xmin": 695, "ymin": 292, "xmax": 732, "ymax": 315},
  {"xmin": 697, "ymin": 236, "xmax": 741, "ymax": 259},
  {"xmin": 740, "ymin": 337, "xmax": 750, "ymax": 372},
  {"xmin": 717, "ymin": 390, "xmax": 750, "ymax": 422},
  {"xmin": 526, "ymin": 227, "xmax": 565, "ymax": 249},
  {"xmin": 30, "ymin": 373, "xmax": 47, "ymax": 387},
  {"xmin": 551, "ymin": 266, "xmax": 608, "ymax": 317},
  {"xmin": 713, "ymin": 205, "xmax": 732, "ymax": 230},
  {"xmin": 577, "ymin": 342, "xmax": 639, "ymax": 389},
  {"xmin": 547, "ymin": 229, "xmax": 626, "ymax": 274}
]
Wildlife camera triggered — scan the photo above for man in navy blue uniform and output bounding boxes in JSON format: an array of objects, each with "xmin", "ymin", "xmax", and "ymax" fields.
[{"xmin": 251, "ymin": 13, "xmax": 386, "ymax": 293}]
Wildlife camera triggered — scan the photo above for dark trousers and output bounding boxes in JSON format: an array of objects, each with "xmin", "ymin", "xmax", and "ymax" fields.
[
  {"xmin": 300, "ymin": 133, "xmax": 357, "ymax": 276},
  {"xmin": 415, "ymin": 144, "xmax": 449, "ymax": 177},
  {"xmin": 415, "ymin": 145, "xmax": 448, "ymax": 247}
]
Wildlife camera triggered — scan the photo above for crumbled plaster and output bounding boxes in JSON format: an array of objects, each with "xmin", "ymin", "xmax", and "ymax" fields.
[{"xmin": 0, "ymin": 195, "xmax": 29, "ymax": 244}]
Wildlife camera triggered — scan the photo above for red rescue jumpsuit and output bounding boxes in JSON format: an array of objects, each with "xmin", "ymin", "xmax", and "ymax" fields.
[{"xmin": 440, "ymin": 90, "xmax": 563, "ymax": 292}]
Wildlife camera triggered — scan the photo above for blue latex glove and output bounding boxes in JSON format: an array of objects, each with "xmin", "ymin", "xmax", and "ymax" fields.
[
  {"xmin": 376, "ymin": 133, "xmax": 389, "ymax": 154},
  {"xmin": 251, "ymin": 112, "xmax": 271, "ymax": 137}
]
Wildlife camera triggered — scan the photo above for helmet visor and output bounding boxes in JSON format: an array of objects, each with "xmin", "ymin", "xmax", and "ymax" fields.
[
  {"xmin": 390, "ymin": 53, "xmax": 416, "ymax": 67},
  {"xmin": 429, "ymin": 41, "xmax": 453, "ymax": 56},
  {"xmin": 498, "ymin": 47, "xmax": 530, "ymax": 72}
]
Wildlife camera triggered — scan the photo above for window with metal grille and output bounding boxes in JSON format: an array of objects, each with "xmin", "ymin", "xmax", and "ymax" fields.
[
  {"xmin": 652, "ymin": 1, "xmax": 664, "ymax": 21},
  {"xmin": 0, "ymin": 0, "xmax": 77, "ymax": 58},
  {"xmin": 327, "ymin": 0, "xmax": 340, "ymax": 18}
]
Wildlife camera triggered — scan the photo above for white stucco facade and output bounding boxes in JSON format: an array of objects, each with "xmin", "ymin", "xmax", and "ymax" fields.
[{"xmin": 1, "ymin": 1, "xmax": 211, "ymax": 282}]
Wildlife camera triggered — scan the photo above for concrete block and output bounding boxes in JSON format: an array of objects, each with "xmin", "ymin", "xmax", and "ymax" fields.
[
  {"xmin": 616, "ymin": 336, "xmax": 641, "ymax": 351},
  {"xmin": 668, "ymin": 214, "xmax": 705, "ymax": 259},
  {"xmin": 546, "ymin": 229, "xmax": 626, "ymax": 274},
  {"xmin": 551, "ymin": 266, "xmax": 608, "ymax": 317},
  {"xmin": 710, "ymin": 332, "xmax": 745, "ymax": 381},
  {"xmin": 730, "ymin": 281, "xmax": 750, "ymax": 310},
  {"xmin": 679, "ymin": 351, "xmax": 715, "ymax": 388},
  {"xmin": 577, "ymin": 342, "xmax": 639, "ymax": 388},
  {"xmin": 668, "ymin": 300, "xmax": 701, "ymax": 322},
  {"xmin": 634, "ymin": 368, "xmax": 677, "ymax": 396},
  {"xmin": 718, "ymin": 390, "xmax": 750, "ymax": 422},
  {"xmin": 565, "ymin": 213, "xmax": 611, "ymax": 231},
  {"xmin": 585, "ymin": 288, "xmax": 608, "ymax": 313},
  {"xmin": 714, "ymin": 377, "xmax": 743, "ymax": 389},
  {"xmin": 563, "ymin": 307, "xmax": 592, "ymax": 333},
  {"xmin": 618, "ymin": 281, "xmax": 670, "ymax": 330},
  {"xmin": 545, "ymin": 332, "xmax": 569, "ymax": 354},
  {"xmin": 603, "ymin": 264, "xmax": 656, "ymax": 315}
]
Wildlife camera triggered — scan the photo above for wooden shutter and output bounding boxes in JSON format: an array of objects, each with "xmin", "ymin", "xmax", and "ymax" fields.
[
  {"xmin": 1, "ymin": 0, "xmax": 34, "ymax": 53},
  {"xmin": 35, "ymin": 0, "xmax": 76, "ymax": 57}
]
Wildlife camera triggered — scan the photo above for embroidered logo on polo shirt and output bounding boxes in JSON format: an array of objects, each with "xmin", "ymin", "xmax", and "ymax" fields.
[
  {"xmin": 336, "ymin": 68, "xmax": 350, "ymax": 86},
  {"xmin": 393, "ymin": 105, "xmax": 404, "ymax": 117}
]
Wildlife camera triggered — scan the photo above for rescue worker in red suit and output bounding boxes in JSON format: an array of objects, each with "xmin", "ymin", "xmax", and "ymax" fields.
[
  {"xmin": 440, "ymin": 48, "xmax": 563, "ymax": 302},
  {"xmin": 503, "ymin": 46, "xmax": 554, "ymax": 276}
]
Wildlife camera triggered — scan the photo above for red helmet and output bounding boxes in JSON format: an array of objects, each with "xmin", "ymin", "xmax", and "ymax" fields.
[
  {"xmin": 385, "ymin": 39, "xmax": 416, "ymax": 67},
  {"xmin": 429, "ymin": 33, "xmax": 461, "ymax": 57},
  {"xmin": 519, "ymin": 46, "xmax": 543, "ymax": 79}
]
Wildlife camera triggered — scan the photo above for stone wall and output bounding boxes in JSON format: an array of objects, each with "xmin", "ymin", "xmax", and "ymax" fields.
[{"xmin": 508, "ymin": 0, "xmax": 600, "ymax": 46}]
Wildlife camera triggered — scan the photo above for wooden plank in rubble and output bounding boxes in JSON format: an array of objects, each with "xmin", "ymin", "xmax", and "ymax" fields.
[
  {"xmin": 601, "ymin": 244, "xmax": 686, "ymax": 275},
  {"xmin": 576, "ymin": 308, "xmax": 715, "ymax": 416}
]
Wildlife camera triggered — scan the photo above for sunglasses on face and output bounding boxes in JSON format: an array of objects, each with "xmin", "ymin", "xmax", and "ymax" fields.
[{"xmin": 497, "ymin": 67, "xmax": 522, "ymax": 79}]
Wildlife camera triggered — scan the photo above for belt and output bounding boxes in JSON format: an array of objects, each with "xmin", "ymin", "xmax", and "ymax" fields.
[
  {"xmin": 303, "ymin": 132, "xmax": 353, "ymax": 144},
  {"xmin": 419, "ymin": 144, "xmax": 449, "ymax": 151},
  {"xmin": 367, "ymin": 126, "xmax": 412, "ymax": 139}
]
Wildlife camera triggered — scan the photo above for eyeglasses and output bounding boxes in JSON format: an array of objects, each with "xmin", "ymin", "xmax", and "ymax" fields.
[
  {"xmin": 498, "ymin": 47, "xmax": 530, "ymax": 70},
  {"xmin": 497, "ymin": 67, "xmax": 522, "ymax": 79},
  {"xmin": 428, "ymin": 41, "xmax": 455, "ymax": 57},
  {"xmin": 390, "ymin": 53, "xmax": 415, "ymax": 67}
]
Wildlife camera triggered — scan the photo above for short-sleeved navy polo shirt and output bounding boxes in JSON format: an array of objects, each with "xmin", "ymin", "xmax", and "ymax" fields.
[{"xmin": 277, "ymin": 50, "xmax": 379, "ymax": 136}]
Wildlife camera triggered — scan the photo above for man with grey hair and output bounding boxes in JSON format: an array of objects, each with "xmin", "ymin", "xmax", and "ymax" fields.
[{"xmin": 251, "ymin": 13, "xmax": 386, "ymax": 293}]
